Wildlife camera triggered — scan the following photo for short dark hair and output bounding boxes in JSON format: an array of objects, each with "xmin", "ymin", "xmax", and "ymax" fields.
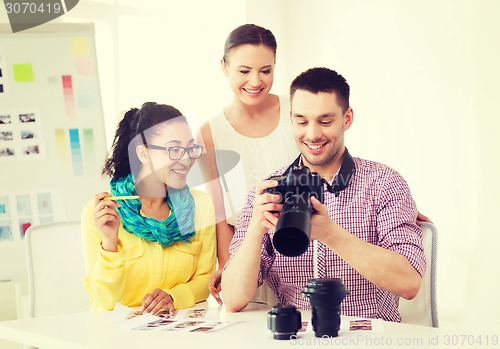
[
  {"xmin": 223, "ymin": 24, "xmax": 277, "ymax": 63},
  {"xmin": 102, "ymin": 102, "xmax": 185, "ymax": 181},
  {"xmin": 290, "ymin": 67, "xmax": 350, "ymax": 114}
]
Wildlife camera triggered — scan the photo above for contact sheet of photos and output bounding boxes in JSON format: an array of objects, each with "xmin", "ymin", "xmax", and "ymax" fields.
[
  {"xmin": 109, "ymin": 303, "xmax": 386, "ymax": 337},
  {"xmin": 0, "ymin": 108, "xmax": 45, "ymax": 160},
  {"xmin": 111, "ymin": 303, "xmax": 237, "ymax": 334}
]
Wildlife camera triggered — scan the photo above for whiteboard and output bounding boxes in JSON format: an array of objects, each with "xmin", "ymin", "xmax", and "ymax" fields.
[{"xmin": 0, "ymin": 23, "xmax": 108, "ymax": 279}]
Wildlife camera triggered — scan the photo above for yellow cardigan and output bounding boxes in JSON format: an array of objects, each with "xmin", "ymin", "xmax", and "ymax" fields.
[{"xmin": 81, "ymin": 189, "xmax": 216, "ymax": 311}]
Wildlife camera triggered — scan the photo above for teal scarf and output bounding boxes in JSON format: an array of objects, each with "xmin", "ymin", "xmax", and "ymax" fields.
[{"xmin": 109, "ymin": 174, "xmax": 195, "ymax": 246}]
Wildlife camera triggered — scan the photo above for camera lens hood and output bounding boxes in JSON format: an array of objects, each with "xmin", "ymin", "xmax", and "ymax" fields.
[{"xmin": 302, "ymin": 278, "xmax": 347, "ymax": 296}]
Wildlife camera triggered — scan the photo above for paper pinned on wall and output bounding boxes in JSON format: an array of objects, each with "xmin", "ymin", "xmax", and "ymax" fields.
[
  {"xmin": 0, "ymin": 189, "xmax": 63, "ymax": 241},
  {"xmin": 13, "ymin": 64, "xmax": 34, "ymax": 82},
  {"xmin": 16, "ymin": 194, "xmax": 31, "ymax": 216},
  {"xmin": 74, "ymin": 58, "xmax": 95, "ymax": 76},
  {"xmin": 0, "ymin": 223, "xmax": 13, "ymax": 241},
  {"xmin": 83, "ymin": 128, "xmax": 96, "ymax": 174},
  {"xmin": 77, "ymin": 90, "xmax": 97, "ymax": 109},
  {"xmin": 0, "ymin": 196, "xmax": 9, "ymax": 217},
  {"xmin": 56, "ymin": 127, "xmax": 95, "ymax": 176},
  {"xmin": 55, "ymin": 128, "xmax": 71, "ymax": 175},
  {"xmin": 62, "ymin": 75, "xmax": 76, "ymax": 121},
  {"xmin": 70, "ymin": 37, "xmax": 90, "ymax": 57},
  {"xmin": 37, "ymin": 192, "xmax": 53, "ymax": 216},
  {"xmin": 0, "ymin": 108, "xmax": 45, "ymax": 161},
  {"xmin": 16, "ymin": 194, "xmax": 33, "ymax": 238},
  {"xmin": 69, "ymin": 128, "xmax": 84, "ymax": 176}
]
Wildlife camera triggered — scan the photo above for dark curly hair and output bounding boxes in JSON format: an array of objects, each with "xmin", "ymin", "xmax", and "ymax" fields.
[{"xmin": 102, "ymin": 102, "xmax": 185, "ymax": 181}]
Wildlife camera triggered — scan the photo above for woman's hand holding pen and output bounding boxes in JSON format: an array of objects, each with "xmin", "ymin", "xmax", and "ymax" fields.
[
  {"xmin": 208, "ymin": 269, "xmax": 223, "ymax": 305},
  {"xmin": 93, "ymin": 192, "xmax": 121, "ymax": 252}
]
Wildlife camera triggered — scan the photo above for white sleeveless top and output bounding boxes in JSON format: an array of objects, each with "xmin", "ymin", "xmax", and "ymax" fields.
[{"xmin": 209, "ymin": 95, "xmax": 299, "ymax": 225}]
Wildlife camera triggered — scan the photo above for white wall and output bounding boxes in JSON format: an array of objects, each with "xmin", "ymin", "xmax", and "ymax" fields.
[
  {"xmin": 463, "ymin": 0, "xmax": 500, "ymax": 329},
  {"xmin": 1, "ymin": 0, "xmax": 498, "ymax": 330},
  {"xmin": 274, "ymin": 0, "xmax": 500, "ymax": 329}
]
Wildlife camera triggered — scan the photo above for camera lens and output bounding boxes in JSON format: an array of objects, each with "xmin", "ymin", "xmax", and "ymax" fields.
[
  {"xmin": 272, "ymin": 193, "xmax": 311, "ymax": 257},
  {"xmin": 302, "ymin": 278, "xmax": 348, "ymax": 337},
  {"xmin": 267, "ymin": 304, "xmax": 302, "ymax": 340}
]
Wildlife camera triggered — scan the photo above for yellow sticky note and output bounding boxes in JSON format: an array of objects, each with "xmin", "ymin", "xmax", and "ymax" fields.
[
  {"xmin": 70, "ymin": 37, "xmax": 89, "ymax": 57},
  {"xmin": 13, "ymin": 64, "xmax": 34, "ymax": 82}
]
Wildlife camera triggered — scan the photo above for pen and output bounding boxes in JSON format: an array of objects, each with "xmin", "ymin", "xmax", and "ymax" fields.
[
  {"xmin": 103, "ymin": 196, "xmax": 140, "ymax": 201},
  {"xmin": 209, "ymin": 284, "xmax": 218, "ymax": 293}
]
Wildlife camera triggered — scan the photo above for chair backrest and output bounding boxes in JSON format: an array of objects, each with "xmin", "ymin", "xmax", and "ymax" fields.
[
  {"xmin": 399, "ymin": 222, "xmax": 439, "ymax": 327},
  {"xmin": 25, "ymin": 221, "xmax": 90, "ymax": 317}
]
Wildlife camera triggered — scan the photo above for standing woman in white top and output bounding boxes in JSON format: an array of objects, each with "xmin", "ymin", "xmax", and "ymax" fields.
[{"xmin": 199, "ymin": 24, "xmax": 298, "ymax": 305}]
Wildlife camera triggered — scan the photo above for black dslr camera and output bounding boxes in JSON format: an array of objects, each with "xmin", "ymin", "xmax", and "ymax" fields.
[{"xmin": 265, "ymin": 166, "xmax": 324, "ymax": 257}]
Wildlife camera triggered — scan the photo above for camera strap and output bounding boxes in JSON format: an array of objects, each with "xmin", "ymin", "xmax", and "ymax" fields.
[{"xmin": 286, "ymin": 147, "xmax": 356, "ymax": 197}]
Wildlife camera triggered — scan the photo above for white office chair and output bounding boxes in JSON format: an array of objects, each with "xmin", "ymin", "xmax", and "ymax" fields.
[
  {"xmin": 399, "ymin": 222, "xmax": 439, "ymax": 327},
  {"xmin": 25, "ymin": 221, "xmax": 90, "ymax": 317}
]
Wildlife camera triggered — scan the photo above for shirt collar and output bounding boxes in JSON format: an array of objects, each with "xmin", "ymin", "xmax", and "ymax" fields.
[{"xmin": 289, "ymin": 147, "xmax": 356, "ymax": 197}]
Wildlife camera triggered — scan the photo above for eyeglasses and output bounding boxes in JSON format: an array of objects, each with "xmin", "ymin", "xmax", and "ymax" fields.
[{"xmin": 147, "ymin": 144, "xmax": 204, "ymax": 160}]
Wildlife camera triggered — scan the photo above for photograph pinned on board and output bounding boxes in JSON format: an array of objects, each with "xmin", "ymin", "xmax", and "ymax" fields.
[
  {"xmin": 0, "ymin": 114, "xmax": 11, "ymax": 124},
  {"xmin": 19, "ymin": 113, "xmax": 36, "ymax": 123},
  {"xmin": 21, "ymin": 130, "xmax": 36, "ymax": 140},
  {"xmin": 23, "ymin": 145, "xmax": 40, "ymax": 155},
  {"xmin": 15, "ymin": 195, "xmax": 31, "ymax": 216},
  {"xmin": 0, "ymin": 147, "xmax": 15, "ymax": 157},
  {"xmin": 0, "ymin": 197, "xmax": 10, "ymax": 217},
  {"xmin": 19, "ymin": 219, "xmax": 32, "ymax": 238},
  {"xmin": 37, "ymin": 192, "xmax": 53, "ymax": 215},
  {"xmin": 0, "ymin": 131, "xmax": 13, "ymax": 141},
  {"xmin": 0, "ymin": 223, "xmax": 13, "ymax": 241}
]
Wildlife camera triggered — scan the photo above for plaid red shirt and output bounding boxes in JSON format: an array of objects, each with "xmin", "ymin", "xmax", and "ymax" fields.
[{"xmin": 229, "ymin": 155, "xmax": 426, "ymax": 322}]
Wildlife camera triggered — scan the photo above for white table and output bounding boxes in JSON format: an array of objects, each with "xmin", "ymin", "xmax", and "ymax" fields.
[{"xmin": 0, "ymin": 302, "xmax": 441, "ymax": 349}]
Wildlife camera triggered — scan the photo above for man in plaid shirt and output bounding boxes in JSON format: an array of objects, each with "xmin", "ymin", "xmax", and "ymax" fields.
[{"xmin": 221, "ymin": 67, "xmax": 426, "ymax": 322}]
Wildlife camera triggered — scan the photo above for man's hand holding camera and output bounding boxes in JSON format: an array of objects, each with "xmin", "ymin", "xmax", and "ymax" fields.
[
  {"xmin": 251, "ymin": 179, "xmax": 283, "ymax": 235},
  {"xmin": 254, "ymin": 181, "xmax": 335, "ymax": 244},
  {"xmin": 309, "ymin": 195, "xmax": 340, "ymax": 243}
]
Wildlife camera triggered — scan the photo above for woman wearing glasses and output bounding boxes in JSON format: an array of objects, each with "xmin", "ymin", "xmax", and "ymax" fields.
[{"xmin": 82, "ymin": 102, "xmax": 216, "ymax": 314}]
